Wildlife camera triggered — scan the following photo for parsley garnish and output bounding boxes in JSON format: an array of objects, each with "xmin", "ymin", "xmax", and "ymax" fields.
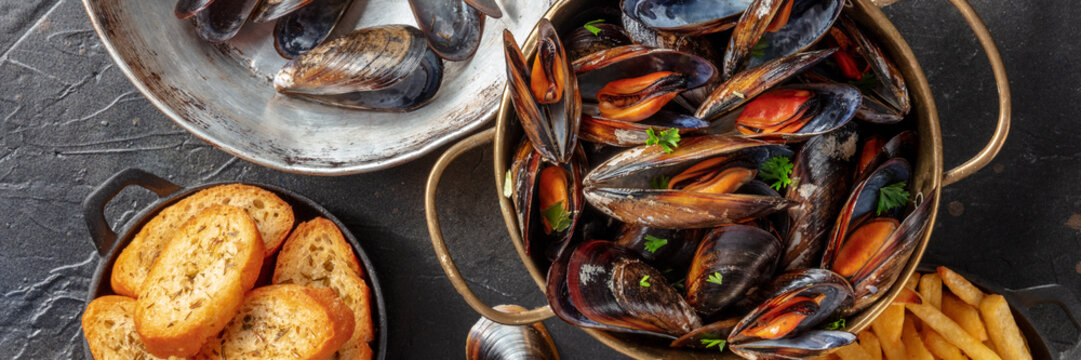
[
  {"xmin": 583, "ymin": 19, "xmax": 605, "ymax": 36},
  {"xmin": 672, "ymin": 278, "xmax": 685, "ymax": 289},
  {"xmin": 824, "ymin": 318, "xmax": 847, "ymax": 330},
  {"xmin": 650, "ymin": 175, "xmax": 670, "ymax": 189},
  {"xmin": 876, "ymin": 182, "xmax": 909, "ymax": 215},
  {"xmin": 759, "ymin": 156, "xmax": 794, "ymax": 191},
  {"xmin": 644, "ymin": 235, "xmax": 668, "ymax": 253},
  {"xmin": 849, "ymin": 73, "xmax": 877, "ymax": 92},
  {"xmin": 503, "ymin": 170, "xmax": 513, "ymax": 198},
  {"xmin": 541, "ymin": 201, "xmax": 572, "ymax": 232},
  {"xmin": 750, "ymin": 38, "xmax": 769, "ymax": 58},
  {"xmin": 700, "ymin": 338, "xmax": 727, "ymax": 351},
  {"xmin": 646, "ymin": 128, "xmax": 680, "ymax": 153},
  {"xmin": 707, "ymin": 272, "xmax": 724, "ymax": 285},
  {"xmin": 639, "ymin": 275, "xmax": 651, "ymax": 287}
]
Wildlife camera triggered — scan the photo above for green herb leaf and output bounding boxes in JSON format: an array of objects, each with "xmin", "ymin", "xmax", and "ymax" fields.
[
  {"xmin": 672, "ymin": 278, "xmax": 685, "ymax": 290},
  {"xmin": 650, "ymin": 175, "xmax": 670, "ymax": 190},
  {"xmin": 876, "ymin": 182, "xmax": 910, "ymax": 215},
  {"xmin": 824, "ymin": 318, "xmax": 847, "ymax": 330},
  {"xmin": 707, "ymin": 272, "xmax": 724, "ymax": 285},
  {"xmin": 700, "ymin": 338, "xmax": 727, "ymax": 352},
  {"xmin": 503, "ymin": 170, "xmax": 513, "ymax": 198},
  {"xmin": 759, "ymin": 156, "xmax": 794, "ymax": 191},
  {"xmin": 541, "ymin": 201, "xmax": 572, "ymax": 232},
  {"xmin": 849, "ymin": 73, "xmax": 878, "ymax": 92},
  {"xmin": 750, "ymin": 38, "xmax": 769, "ymax": 58},
  {"xmin": 644, "ymin": 235, "xmax": 668, "ymax": 253},
  {"xmin": 584, "ymin": 19, "xmax": 605, "ymax": 36},
  {"xmin": 646, "ymin": 128, "xmax": 681, "ymax": 153},
  {"xmin": 639, "ymin": 275, "xmax": 651, "ymax": 287}
]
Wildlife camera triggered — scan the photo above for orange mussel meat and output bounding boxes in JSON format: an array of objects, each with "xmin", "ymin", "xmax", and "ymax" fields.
[
  {"xmin": 531, "ymin": 37, "xmax": 567, "ymax": 104},
  {"xmin": 597, "ymin": 71, "xmax": 688, "ymax": 122},
  {"xmin": 736, "ymin": 89, "xmax": 815, "ymax": 135},
  {"xmin": 537, "ymin": 166, "xmax": 570, "ymax": 234}
]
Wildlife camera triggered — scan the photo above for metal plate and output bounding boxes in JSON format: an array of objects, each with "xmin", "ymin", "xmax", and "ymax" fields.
[{"xmin": 80, "ymin": 0, "xmax": 552, "ymax": 175}]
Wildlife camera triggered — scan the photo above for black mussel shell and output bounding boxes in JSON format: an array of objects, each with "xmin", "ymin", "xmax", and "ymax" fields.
[
  {"xmin": 252, "ymin": 0, "xmax": 313, "ymax": 23},
  {"xmin": 566, "ymin": 23, "xmax": 633, "ymax": 61},
  {"xmin": 686, "ymin": 225, "xmax": 782, "ymax": 318},
  {"xmin": 613, "ymin": 224, "xmax": 702, "ymax": 270},
  {"xmin": 741, "ymin": 0, "xmax": 843, "ymax": 69},
  {"xmin": 274, "ymin": 0, "xmax": 354, "ymax": 59},
  {"xmin": 410, "ymin": 0, "xmax": 485, "ymax": 61},
  {"xmin": 696, "ymin": 48, "xmax": 836, "ymax": 122},
  {"xmin": 465, "ymin": 0, "xmax": 502, "ymax": 18},
  {"xmin": 193, "ymin": 0, "xmax": 261, "ymax": 42},
  {"xmin": 707, "ymin": 83, "xmax": 861, "ymax": 142},
  {"xmin": 621, "ymin": 0, "xmax": 753, "ymax": 35},
  {"xmin": 176, "ymin": 0, "xmax": 215, "ymax": 19},
  {"xmin": 295, "ymin": 47, "xmax": 444, "ymax": 111},
  {"xmin": 728, "ymin": 268, "xmax": 854, "ymax": 350}
]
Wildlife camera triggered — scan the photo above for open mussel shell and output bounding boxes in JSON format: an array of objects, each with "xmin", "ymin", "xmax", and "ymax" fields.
[
  {"xmin": 621, "ymin": 0, "xmax": 752, "ymax": 35},
  {"xmin": 464, "ymin": 0, "xmax": 502, "ymax": 18},
  {"xmin": 546, "ymin": 240, "xmax": 658, "ymax": 336},
  {"xmin": 274, "ymin": 0, "xmax": 353, "ymax": 59},
  {"xmin": 294, "ymin": 47, "xmax": 444, "ymax": 111},
  {"xmin": 670, "ymin": 318, "xmax": 740, "ymax": 349},
  {"xmin": 252, "ymin": 0, "xmax": 313, "ymax": 23},
  {"xmin": 837, "ymin": 16, "xmax": 910, "ymax": 123},
  {"xmin": 175, "ymin": 0, "xmax": 215, "ymax": 19},
  {"xmin": 573, "ymin": 45, "xmax": 716, "ymax": 102},
  {"xmin": 193, "ymin": 0, "xmax": 260, "ymax": 42},
  {"xmin": 741, "ymin": 0, "xmax": 843, "ymax": 70},
  {"xmin": 738, "ymin": 180, "xmax": 791, "ymax": 240},
  {"xmin": 505, "ymin": 22, "xmax": 581, "ymax": 164},
  {"xmin": 275, "ymin": 25, "xmax": 429, "ymax": 95},
  {"xmin": 728, "ymin": 269, "xmax": 855, "ymax": 358},
  {"xmin": 566, "ymin": 240, "xmax": 702, "ymax": 337},
  {"xmin": 686, "ymin": 225, "xmax": 782, "ymax": 319},
  {"xmin": 466, "ymin": 305, "xmax": 560, "ymax": 360},
  {"xmin": 614, "ymin": 224, "xmax": 702, "ymax": 270},
  {"xmin": 580, "ymin": 105, "xmax": 708, "ymax": 147},
  {"xmin": 824, "ymin": 157, "xmax": 912, "ymax": 256},
  {"xmin": 781, "ymin": 123, "xmax": 858, "ymax": 271},
  {"xmin": 696, "ymin": 48, "xmax": 836, "ymax": 122},
  {"xmin": 409, "ymin": 0, "xmax": 485, "ymax": 61},
  {"xmin": 720, "ymin": 0, "xmax": 789, "ymax": 79},
  {"xmin": 708, "ymin": 83, "xmax": 861, "ymax": 142},
  {"xmin": 511, "ymin": 139, "xmax": 586, "ymax": 260},
  {"xmin": 582, "ymin": 135, "xmax": 795, "ymax": 229},
  {"xmin": 566, "ymin": 23, "xmax": 633, "ymax": 61},
  {"xmin": 856, "ymin": 130, "xmax": 916, "ymax": 182}
]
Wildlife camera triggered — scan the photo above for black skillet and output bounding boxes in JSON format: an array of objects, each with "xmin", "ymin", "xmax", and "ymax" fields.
[
  {"xmin": 916, "ymin": 264, "xmax": 1080, "ymax": 360},
  {"xmin": 79, "ymin": 168, "xmax": 387, "ymax": 360}
]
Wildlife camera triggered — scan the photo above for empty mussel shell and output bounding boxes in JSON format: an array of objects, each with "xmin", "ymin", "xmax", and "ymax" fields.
[
  {"xmin": 193, "ymin": 0, "xmax": 261, "ymax": 42},
  {"xmin": 275, "ymin": 25, "xmax": 429, "ymax": 95},
  {"xmin": 273, "ymin": 0, "xmax": 354, "ymax": 59},
  {"xmin": 466, "ymin": 305, "xmax": 560, "ymax": 360},
  {"xmin": 566, "ymin": 23, "xmax": 633, "ymax": 61},
  {"xmin": 410, "ymin": 0, "xmax": 485, "ymax": 61},
  {"xmin": 294, "ymin": 47, "xmax": 444, "ymax": 112},
  {"xmin": 621, "ymin": 0, "xmax": 753, "ymax": 35},
  {"xmin": 252, "ymin": 0, "xmax": 313, "ymax": 23},
  {"xmin": 740, "ymin": 0, "xmax": 843, "ymax": 70}
]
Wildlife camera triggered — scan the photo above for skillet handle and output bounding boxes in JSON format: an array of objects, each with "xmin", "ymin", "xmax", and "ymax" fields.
[
  {"xmin": 81, "ymin": 168, "xmax": 182, "ymax": 256},
  {"xmin": 930, "ymin": 0, "xmax": 1012, "ymax": 187},
  {"xmin": 425, "ymin": 128, "xmax": 555, "ymax": 325},
  {"xmin": 1003, "ymin": 284, "xmax": 1081, "ymax": 360}
]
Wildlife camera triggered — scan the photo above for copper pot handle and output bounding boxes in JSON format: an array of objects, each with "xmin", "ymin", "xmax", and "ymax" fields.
[
  {"xmin": 932, "ymin": 0, "xmax": 1012, "ymax": 187},
  {"xmin": 425, "ymin": 127, "xmax": 556, "ymax": 325}
]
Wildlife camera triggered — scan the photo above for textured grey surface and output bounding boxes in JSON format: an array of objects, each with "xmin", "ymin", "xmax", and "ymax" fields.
[{"xmin": 0, "ymin": 0, "xmax": 1077, "ymax": 359}]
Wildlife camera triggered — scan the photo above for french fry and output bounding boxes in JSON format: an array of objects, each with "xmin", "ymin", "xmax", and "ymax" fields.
[
  {"xmin": 903, "ymin": 315, "xmax": 935, "ymax": 360},
  {"xmin": 980, "ymin": 294, "xmax": 1033, "ymax": 360},
  {"xmin": 938, "ymin": 266, "xmax": 986, "ymax": 306},
  {"xmin": 872, "ymin": 304, "xmax": 907, "ymax": 360},
  {"xmin": 942, "ymin": 292, "xmax": 990, "ymax": 341},
  {"xmin": 924, "ymin": 328, "xmax": 966, "ymax": 360},
  {"xmin": 919, "ymin": 273, "xmax": 943, "ymax": 309},
  {"xmin": 835, "ymin": 342, "xmax": 874, "ymax": 360},
  {"xmin": 906, "ymin": 302, "xmax": 1002, "ymax": 360},
  {"xmin": 859, "ymin": 331, "xmax": 883, "ymax": 360},
  {"xmin": 905, "ymin": 275, "xmax": 919, "ymax": 290}
]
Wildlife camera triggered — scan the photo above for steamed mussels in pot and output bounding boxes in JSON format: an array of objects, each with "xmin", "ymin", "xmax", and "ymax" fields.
[{"xmin": 503, "ymin": 5, "xmax": 933, "ymax": 357}]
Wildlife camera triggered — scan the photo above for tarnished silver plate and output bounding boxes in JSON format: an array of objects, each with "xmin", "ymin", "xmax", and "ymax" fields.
[{"xmin": 81, "ymin": 0, "xmax": 551, "ymax": 175}]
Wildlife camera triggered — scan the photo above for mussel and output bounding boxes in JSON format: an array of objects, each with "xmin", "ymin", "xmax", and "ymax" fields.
[
  {"xmin": 670, "ymin": 318, "xmax": 742, "ymax": 349},
  {"xmin": 466, "ymin": 305, "xmax": 560, "ymax": 360},
  {"xmin": 613, "ymin": 224, "xmax": 702, "ymax": 271},
  {"xmin": 621, "ymin": 0, "xmax": 753, "ymax": 35},
  {"xmin": 707, "ymin": 83, "xmax": 861, "ymax": 142},
  {"xmin": 781, "ymin": 122, "xmax": 858, "ymax": 270},
  {"xmin": 409, "ymin": 0, "xmax": 485, "ymax": 61},
  {"xmin": 685, "ymin": 225, "xmax": 782, "ymax": 319},
  {"xmin": 722, "ymin": 0, "xmax": 843, "ymax": 76},
  {"xmin": 574, "ymin": 46, "xmax": 717, "ymax": 110},
  {"xmin": 697, "ymin": 49, "xmax": 837, "ymax": 123},
  {"xmin": 274, "ymin": 0, "xmax": 354, "ymax": 59},
  {"xmin": 193, "ymin": 0, "xmax": 261, "ymax": 42},
  {"xmin": 565, "ymin": 240, "xmax": 702, "ymax": 337},
  {"xmin": 506, "ymin": 20, "xmax": 582, "ymax": 164},
  {"xmin": 252, "ymin": 0, "xmax": 313, "ymax": 23},
  {"xmin": 566, "ymin": 22, "xmax": 633, "ymax": 61},
  {"xmin": 464, "ymin": 0, "xmax": 502, "ymax": 18},
  {"xmin": 274, "ymin": 25, "xmax": 443, "ymax": 111},
  {"xmin": 510, "ymin": 139, "xmax": 586, "ymax": 260},
  {"xmin": 583, "ymin": 135, "xmax": 796, "ymax": 229},
  {"xmin": 728, "ymin": 269, "xmax": 856, "ymax": 359},
  {"xmin": 855, "ymin": 130, "xmax": 916, "ymax": 182},
  {"xmin": 579, "ymin": 105, "xmax": 708, "ymax": 147},
  {"xmin": 822, "ymin": 158, "xmax": 935, "ymax": 312}
]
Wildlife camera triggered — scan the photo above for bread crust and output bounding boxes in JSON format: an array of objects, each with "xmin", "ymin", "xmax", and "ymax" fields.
[
  {"xmin": 112, "ymin": 184, "xmax": 294, "ymax": 297},
  {"xmin": 135, "ymin": 205, "xmax": 265, "ymax": 358},
  {"xmin": 82, "ymin": 295, "xmax": 180, "ymax": 360}
]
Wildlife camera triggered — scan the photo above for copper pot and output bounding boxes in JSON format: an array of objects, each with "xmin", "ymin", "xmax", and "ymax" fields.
[{"xmin": 426, "ymin": 0, "xmax": 1012, "ymax": 358}]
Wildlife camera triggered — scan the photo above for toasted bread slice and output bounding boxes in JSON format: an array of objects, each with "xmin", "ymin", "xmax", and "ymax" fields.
[
  {"xmin": 112, "ymin": 184, "xmax": 294, "ymax": 297},
  {"xmin": 135, "ymin": 205, "xmax": 265, "ymax": 358},
  {"xmin": 195, "ymin": 285, "xmax": 355, "ymax": 360},
  {"xmin": 274, "ymin": 218, "xmax": 374, "ymax": 357},
  {"xmin": 82, "ymin": 296, "xmax": 181, "ymax": 360}
]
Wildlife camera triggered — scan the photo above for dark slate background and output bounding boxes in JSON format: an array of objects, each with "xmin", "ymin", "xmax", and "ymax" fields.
[{"xmin": 0, "ymin": 0, "xmax": 1078, "ymax": 358}]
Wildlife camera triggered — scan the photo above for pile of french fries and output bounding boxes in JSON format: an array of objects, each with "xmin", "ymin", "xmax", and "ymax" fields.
[{"xmin": 816, "ymin": 266, "xmax": 1031, "ymax": 360}]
